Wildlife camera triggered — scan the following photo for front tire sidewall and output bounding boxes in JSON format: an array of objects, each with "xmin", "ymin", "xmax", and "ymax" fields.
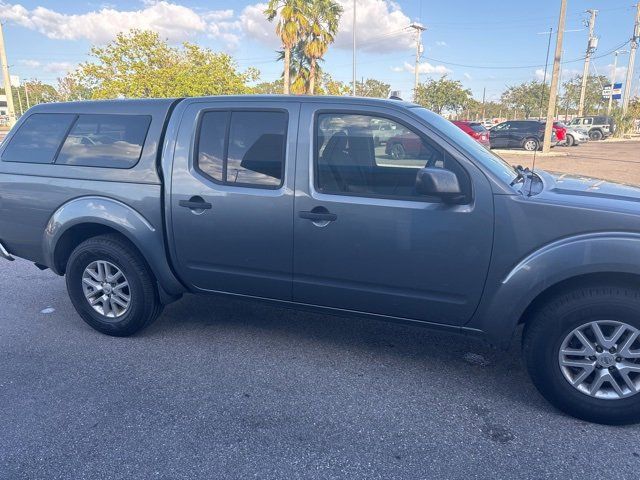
[
  {"xmin": 525, "ymin": 292, "xmax": 640, "ymax": 425},
  {"xmin": 66, "ymin": 240, "xmax": 155, "ymax": 336},
  {"xmin": 565, "ymin": 134, "xmax": 574, "ymax": 147}
]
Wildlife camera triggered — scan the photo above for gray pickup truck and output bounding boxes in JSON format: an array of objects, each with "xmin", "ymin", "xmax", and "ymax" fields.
[{"xmin": 2, "ymin": 96, "xmax": 640, "ymax": 424}]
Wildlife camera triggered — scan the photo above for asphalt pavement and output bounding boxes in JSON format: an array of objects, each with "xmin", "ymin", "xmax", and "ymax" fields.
[{"xmin": 2, "ymin": 258, "xmax": 640, "ymax": 479}]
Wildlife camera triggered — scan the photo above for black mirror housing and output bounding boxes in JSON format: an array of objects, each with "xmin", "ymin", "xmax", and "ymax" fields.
[{"xmin": 416, "ymin": 168, "xmax": 464, "ymax": 203}]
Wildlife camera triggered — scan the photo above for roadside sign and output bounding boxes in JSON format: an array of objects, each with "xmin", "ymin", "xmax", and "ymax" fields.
[{"xmin": 602, "ymin": 83, "xmax": 623, "ymax": 100}]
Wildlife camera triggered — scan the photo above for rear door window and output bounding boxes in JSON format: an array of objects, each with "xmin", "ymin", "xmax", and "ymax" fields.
[
  {"xmin": 2, "ymin": 113, "xmax": 76, "ymax": 164},
  {"xmin": 196, "ymin": 110, "xmax": 288, "ymax": 189},
  {"xmin": 56, "ymin": 114, "xmax": 151, "ymax": 168}
]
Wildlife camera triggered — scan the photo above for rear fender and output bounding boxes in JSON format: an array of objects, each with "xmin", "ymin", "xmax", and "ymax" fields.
[{"xmin": 43, "ymin": 196, "xmax": 185, "ymax": 297}]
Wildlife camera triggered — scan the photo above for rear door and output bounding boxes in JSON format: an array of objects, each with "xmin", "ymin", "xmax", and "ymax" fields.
[
  {"xmin": 292, "ymin": 103, "xmax": 494, "ymax": 326},
  {"xmin": 168, "ymin": 100, "xmax": 299, "ymax": 300}
]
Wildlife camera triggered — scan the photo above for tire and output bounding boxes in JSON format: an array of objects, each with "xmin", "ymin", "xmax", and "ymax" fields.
[
  {"xmin": 589, "ymin": 129, "xmax": 603, "ymax": 141},
  {"xmin": 523, "ymin": 138, "xmax": 539, "ymax": 151},
  {"xmin": 389, "ymin": 143, "xmax": 406, "ymax": 160},
  {"xmin": 523, "ymin": 284, "xmax": 640, "ymax": 425},
  {"xmin": 65, "ymin": 234, "xmax": 163, "ymax": 336},
  {"xmin": 565, "ymin": 134, "xmax": 574, "ymax": 147}
]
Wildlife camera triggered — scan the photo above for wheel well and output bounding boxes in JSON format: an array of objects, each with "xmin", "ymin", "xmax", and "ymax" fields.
[
  {"xmin": 54, "ymin": 223, "xmax": 126, "ymax": 274},
  {"xmin": 519, "ymin": 272, "xmax": 640, "ymax": 325}
]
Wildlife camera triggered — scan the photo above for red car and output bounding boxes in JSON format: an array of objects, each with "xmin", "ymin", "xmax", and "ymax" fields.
[
  {"xmin": 452, "ymin": 121, "xmax": 490, "ymax": 148},
  {"xmin": 552, "ymin": 122, "xmax": 567, "ymax": 143}
]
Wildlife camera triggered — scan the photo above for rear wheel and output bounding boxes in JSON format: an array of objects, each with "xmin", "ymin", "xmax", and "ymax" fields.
[
  {"xmin": 523, "ymin": 285, "xmax": 640, "ymax": 424},
  {"xmin": 589, "ymin": 129, "xmax": 603, "ymax": 141},
  {"xmin": 65, "ymin": 234, "xmax": 162, "ymax": 336},
  {"xmin": 523, "ymin": 138, "xmax": 539, "ymax": 151}
]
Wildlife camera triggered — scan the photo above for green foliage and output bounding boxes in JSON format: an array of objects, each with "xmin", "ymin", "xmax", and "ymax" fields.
[
  {"xmin": 356, "ymin": 78, "xmax": 390, "ymax": 98},
  {"xmin": 560, "ymin": 74, "xmax": 608, "ymax": 115},
  {"xmin": 75, "ymin": 30, "xmax": 257, "ymax": 99},
  {"xmin": 253, "ymin": 79, "xmax": 284, "ymax": 94},
  {"xmin": 414, "ymin": 76, "xmax": 472, "ymax": 114},
  {"xmin": 500, "ymin": 80, "xmax": 549, "ymax": 118},
  {"xmin": 12, "ymin": 79, "xmax": 58, "ymax": 114},
  {"xmin": 57, "ymin": 72, "xmax": 93, "ymax": 101},
  {"xmin": 266, "ymin": 0, "xmax": 341, "ymax": 94}
]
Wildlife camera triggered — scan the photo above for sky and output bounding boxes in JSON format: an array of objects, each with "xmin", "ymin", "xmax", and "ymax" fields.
[{"xmin": 0, "ymin": 0, "xmax": 638, "ymax": 102}]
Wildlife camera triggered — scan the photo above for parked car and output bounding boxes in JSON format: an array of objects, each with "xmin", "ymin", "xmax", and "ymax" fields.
[
  {"xmin": 451, "ymin": 120, "xmax": 490, "ymax": 148},
  {"xmin": 482, "ymin": 119, "xmax": 496, "ymax": 130},
  {"xmin": 489, "ymin": 120, "xmax": 557, "ymax": 151},
  {"xmin": 3, "ymin": 97, "xmax": 640, "ymax": 425},
  {"xmin": 568, "ymin": 116, "xmax": 615, "ymax": 141},
  {"xmin": 564, "ymin": 126, "xmax": 589, "ymax": 146},
  {"xmin": 370, "ymin": 118, "xmax": 398, "ymax": 146}
]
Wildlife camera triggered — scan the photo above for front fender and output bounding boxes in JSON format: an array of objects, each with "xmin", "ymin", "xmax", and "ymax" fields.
[
  {"xmin": 43, "ymin": 196, "xmax": 185, "ymax": 297},
  {"xmin": 473, "ymin": 232, "xmax": 640, "ymax": 348}
]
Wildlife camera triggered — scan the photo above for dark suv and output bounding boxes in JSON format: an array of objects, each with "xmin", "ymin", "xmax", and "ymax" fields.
[{"xmin": 489, "ymin": 120, "xmax": 557, "ymax": 151}]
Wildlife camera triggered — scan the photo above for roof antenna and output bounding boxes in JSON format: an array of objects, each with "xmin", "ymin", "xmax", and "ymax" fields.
[{"xmin": 530, "ymin": 26, "xmax": 553, "ymax": 196}]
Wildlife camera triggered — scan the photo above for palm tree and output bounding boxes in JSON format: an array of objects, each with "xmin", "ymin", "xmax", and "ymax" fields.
[
  {"xmin": 303, "ymin": 0, "xmax": 342, "ymax": 95},
  {"xmin": 265, "ymin": 0, "xmax": 309, "ymax": 94},
  {"xmin": 277, "ymin": 42, "xmax": 323, "ymax": 94}
]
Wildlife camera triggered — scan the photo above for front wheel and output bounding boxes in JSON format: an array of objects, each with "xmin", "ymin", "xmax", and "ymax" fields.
[
  {"xmin": 565, "ymin": 134, "xmax": 574, "ymax": 147},
  {"xmin": 523, "ymin": 285, "xmax": 640, "ymax": 424},
  {"xmin": 523, "ymin": 138, "xmax": 539, "ymax": 151},
  {"xmin": 65, "ymin": 234, "xmax": 162, "ymax": 336}
]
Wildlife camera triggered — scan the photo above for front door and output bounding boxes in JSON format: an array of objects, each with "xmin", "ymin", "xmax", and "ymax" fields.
[
  {"xmin": 169, "ymin": 100, "xmax": 299, "ymax": 300},
  {"xmin": 489, "ymin": 122, "xmax": 510, "ymax": 148},
  {"xmin": 293, "ymin": 104, "xmax": 494, "ymax": 326}
]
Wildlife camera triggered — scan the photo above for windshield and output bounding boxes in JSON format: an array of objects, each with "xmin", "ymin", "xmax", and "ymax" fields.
[
  {"xmin": 469, "ymin": 123, "xmax": 486, "ymax": 133},
  {"xmin": 411, "ymin": 107, "xmax": 517, "ymax": 185}
]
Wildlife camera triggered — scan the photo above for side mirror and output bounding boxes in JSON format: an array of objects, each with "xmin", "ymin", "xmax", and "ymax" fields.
[{"xmin": 416, "ymin": 168, "xmax": 464, "ymax": 203}]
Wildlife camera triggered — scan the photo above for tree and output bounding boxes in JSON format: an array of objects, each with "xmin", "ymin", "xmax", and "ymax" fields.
[
  {"xmin": 265, "ymin": 0, "xmax": 309, "ymax": 95},
  {"xmin": 303, "ymin": 0, "xmax": 342, "ymax": 94},
  {"xmin": 413, "ymin": 77, "xmax": 472, "ymax": 114},
  {"xmin": 356, "ymin": 78, "xmax": 391, "ymax": 98},
  {"xmin": 75, "ymin": 30, "xmax": 257, "ymax": 99},
  {"xmin": 319, "ymin": 74, "xmax": 350, "ymax": 96},
  {"xmin": 57, "ymin": 72, "xmax": 94, "ymax": 101},
  {"xmin": 501, "ymin": 80, "xmax": 549, "ymax": 118},
  {"xmin": 12, "ymin": 79, "xmax": 58, "ymax": 114},
  {"xmin": 254, "ymin": 79, "xmax": 284, "ymax": 94},
  {"xmin": 560, "ymin": 74, "xmax": 608, "ymax": 116}
]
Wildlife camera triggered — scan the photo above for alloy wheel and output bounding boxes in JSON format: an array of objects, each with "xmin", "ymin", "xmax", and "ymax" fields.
[
  {"xmin": 559, "ymin": 320, "xmax": 640, "ymax": 400},
  {"xmin": 81, "ymin": 260, "xmax": 131, "ymax": 319}
]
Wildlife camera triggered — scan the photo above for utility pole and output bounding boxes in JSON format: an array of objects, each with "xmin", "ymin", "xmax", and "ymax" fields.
[
  {"xmin": 542, "ymin": 0, "xmax": 567, "ymax": 153},
  {"xmin": 0, "ymin": 22, "xmax": 16, "ymax": 127},
  {"xmin": 352, "ymin": 0, "xmax": 356, "ymax": 96},
  {"xmin": 409, "ymin": 23, "xmax": 426, "ymax": 99},
  {"xmin": 24, "ymin": 81, "xmax": 30, "ymax": 109},
  {"xmin": 623, "ymin": 2, "xmax": 640, "ymax": 114},
  {"xmin": 578, "ymin": 9, "xmax": 598, "ymax": 117},
  {"xmin": 608, "ymin": 50, "xmax": 628, "ymax": 115},
  {"xmin": 481, "ymin": 87, "xmax": 486, "ymax": 120}
]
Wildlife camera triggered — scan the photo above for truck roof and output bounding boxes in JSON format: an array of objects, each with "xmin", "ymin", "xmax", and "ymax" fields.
[{"xmin": 28, "ymin": 95, "xmax": 418, "ymax": 112}]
